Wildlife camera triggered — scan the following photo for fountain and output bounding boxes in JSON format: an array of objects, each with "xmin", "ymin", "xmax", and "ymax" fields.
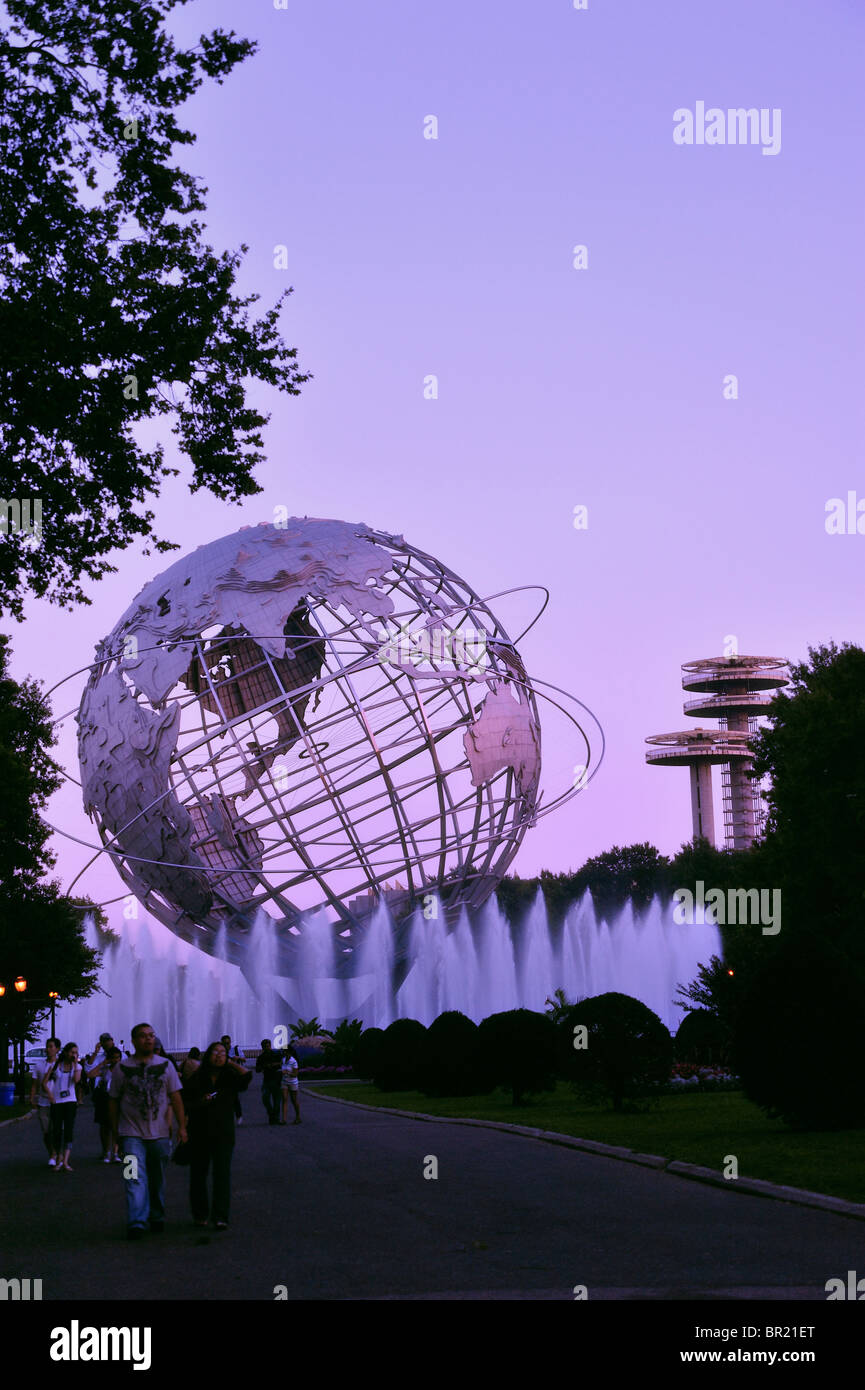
[{"xmin": 51, "ymin": 893, "xmax": 721, "ymax": 1050}]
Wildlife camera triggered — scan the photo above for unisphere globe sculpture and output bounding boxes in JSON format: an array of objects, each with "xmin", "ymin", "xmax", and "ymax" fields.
[{"xmin": 77, "ymin": 518, "xmax": 587, "ymax": 978}]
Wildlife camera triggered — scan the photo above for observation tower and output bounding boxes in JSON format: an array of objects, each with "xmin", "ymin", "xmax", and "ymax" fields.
[{"xmin": 645, "ymin": 655, "xmax": 788, "ymax": 850}]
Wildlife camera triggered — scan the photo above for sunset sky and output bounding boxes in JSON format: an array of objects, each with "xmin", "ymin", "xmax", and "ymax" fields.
[{"xmin": 8, "ymin": 0, "xmax": 863, "ymax": 926}]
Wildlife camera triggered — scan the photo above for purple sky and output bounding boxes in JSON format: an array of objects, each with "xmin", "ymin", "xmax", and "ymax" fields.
[{"xmin": 9, "ymin": 0, "xmax": 864, "ymax": 917}]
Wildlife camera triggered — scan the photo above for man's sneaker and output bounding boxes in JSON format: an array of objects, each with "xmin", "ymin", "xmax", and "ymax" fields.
[
  {"xmin": 113, "ymin": 1153, "xmax": 123, "ymax": 1163},
  {"xmin": 126, "ymin": 1226, "xmax": 145, "ymax": 1241},
  {"xmin": 103, "ymin": 1155, "xmax": 112, "ymax": 1164},
  {"xmin": 236, "ymin": 1117, "xmax": 243, "ymax": 1126},
  {"xmin": 48, "ymin": 1157, "xmax": 56, "ymax": 1167}
]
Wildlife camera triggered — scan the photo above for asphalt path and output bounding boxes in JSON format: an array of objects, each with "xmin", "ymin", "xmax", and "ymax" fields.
[{"xmin": 1, "ymin": 1089, "xmax": 860, "ymax": 1300}]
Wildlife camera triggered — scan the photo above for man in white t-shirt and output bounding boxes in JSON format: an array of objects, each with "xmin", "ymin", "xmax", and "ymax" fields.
[
  {"xmin": 29, "ymin": 1038, "xmax": 60, "ymax": 1165},
  {"xmin": 109, "ymin": 1022, "xmax": 186, "ymax": 1239},
  {"xmin": 280, "ymin": 1050, "xmax": 301, "ymax": 1125}
]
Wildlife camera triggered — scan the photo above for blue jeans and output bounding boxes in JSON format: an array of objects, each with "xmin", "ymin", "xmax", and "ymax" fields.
[{"xmin": 121, "ymin": 1136, "xmax": 172, "ymax": 1229}]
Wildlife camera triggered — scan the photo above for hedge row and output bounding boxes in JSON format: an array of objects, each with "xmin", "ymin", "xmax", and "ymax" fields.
[{"xmin": 353, "ymin": 994, "xmax": 714, "ymax": 1109}]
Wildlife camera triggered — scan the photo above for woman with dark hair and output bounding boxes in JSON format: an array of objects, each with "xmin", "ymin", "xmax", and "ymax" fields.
[
  {"xmin": 183, "ymin": 1041, "xmax": 251, "ymax": 1230},
  {"xmin": 43, "ymin": 1042, "xmax": 82, "ymax": 1172}
]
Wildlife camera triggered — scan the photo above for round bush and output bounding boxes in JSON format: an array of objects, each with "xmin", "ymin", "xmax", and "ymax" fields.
[
  {"xmin": 675, "ymin": 1009, "xmax": 729, "ymax": 1066},
  {"xmin": 558, "ymin": 992, "xmax": 673, "ymax": 1110},
  {"xmin": 419, "ymin": 1010, "xmax": 488, "ymax": 1097},
  {"xmin": 353, "ymin": 1027, "xmax": 384, "ymax": 1081},
  {"xmin": 374, "ymin": 1018, "xmax": 427, "ymax": 1091},
  {"xmin": 477, "ymin": 1009, "xmax": 557, "ymax": 1105}
]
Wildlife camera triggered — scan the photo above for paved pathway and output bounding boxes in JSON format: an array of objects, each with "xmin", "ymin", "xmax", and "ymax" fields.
[{"xmin": 1, "ymin": 1091, "xmax": 859, "ymax": 1300}]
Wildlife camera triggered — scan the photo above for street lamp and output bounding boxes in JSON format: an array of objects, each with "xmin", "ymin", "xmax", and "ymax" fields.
[
  {"xmin": 0, "ymin": 978, "xmax": 27, "ymax": 1098},
  {"xmin": 48, "ymin": 991, "xmax": 59, "ymax": 1035}
]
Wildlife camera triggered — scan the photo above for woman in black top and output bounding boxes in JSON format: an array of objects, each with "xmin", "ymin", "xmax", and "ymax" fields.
[{"xmin": 184, "ymin": 1041, "xmax": 251, "ymax": 1229}]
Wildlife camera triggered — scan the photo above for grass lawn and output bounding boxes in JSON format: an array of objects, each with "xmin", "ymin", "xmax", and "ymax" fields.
[{"xmin": 307, "ymin": 1083, "xmax": 865, "ymax": 1205}]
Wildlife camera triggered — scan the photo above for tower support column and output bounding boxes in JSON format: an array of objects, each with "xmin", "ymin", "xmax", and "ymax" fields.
[{"xmin": 689, "ymin": 761, "xmax": 715, "ymax": 844}]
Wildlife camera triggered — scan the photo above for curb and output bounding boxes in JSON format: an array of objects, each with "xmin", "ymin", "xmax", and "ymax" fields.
[
  {"xmin": 0, "ymin": 1107, "xmax": 34, "ymax": 1130},
  {"xmin": 306, "ymin": 1089, "xmax": 865, "ymax": 1221}
]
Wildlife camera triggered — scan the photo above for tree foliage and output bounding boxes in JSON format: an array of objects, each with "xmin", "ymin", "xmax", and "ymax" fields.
[
  {"xmin": 558, "ymin": 992, "xmax": 672, "ymax": 1111},
  {"xmin": 419, "ymin": 1010, "xmax": 487, "ymax": 1097},
  {"xmin": 477, "ymin": 1008, "xmax": 557, "ymax": 1105},
  {"xmin": 320, "ymin": 1018, "xmax": 363, "ymax": 1068},
  {"xmin": 734, "ymin": 643, "xmax": 865, "ymax": 1127},
  {"xmin": 374, "ymin": 1018, "xmax": 427, "ymax": 1092},
  {"xmin": 0, "ymin": 0, "xmax": 309, "ymax": 617},
  {"xmin": 750, "ymin": 641, "xmax": 865, "ymax": 939},
  {"xmin": 0, "ymin": 635, "xmax": 101, "ymax": 1072}
]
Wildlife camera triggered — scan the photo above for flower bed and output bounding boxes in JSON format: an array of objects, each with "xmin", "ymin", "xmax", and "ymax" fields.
[{"xmin": 667, "ymin": 1062, "xmax": 739, "ymax": 1091}]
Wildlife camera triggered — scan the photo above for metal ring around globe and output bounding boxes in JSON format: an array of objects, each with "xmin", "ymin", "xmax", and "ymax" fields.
[{"xmin": 63, "ymin": 519, "xmax": 597, "ymax": 973}]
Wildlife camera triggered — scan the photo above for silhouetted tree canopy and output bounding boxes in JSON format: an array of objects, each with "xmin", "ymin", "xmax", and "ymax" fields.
[
  {"xmin": 0, "ymin": 0, "xmax": 309, "ymax": 617},
  {"xmin": 0, "ymin": 635, "xmax": 100, "ymax": 1071}
]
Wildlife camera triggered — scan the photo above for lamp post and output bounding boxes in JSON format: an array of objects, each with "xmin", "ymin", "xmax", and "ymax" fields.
[
  {"xmin": 48, "ymin": 991, "xmax": 59, "ymax": 1036},
  {"xmin": 0, "ymin": 977, "xmax": 28, "ymax": 1098}
]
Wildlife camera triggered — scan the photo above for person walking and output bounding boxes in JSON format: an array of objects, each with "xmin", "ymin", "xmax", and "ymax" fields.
[
  {"xmin": 184, "ymin": 1041, "xmax": 251, "ymax": 1230},
  {"xmin": 108, "ymin": 1022, "xmax": 186, "ymax": 1239},
  {"xmin": 255, "ymin": 1038, "xmax": 283, "ymax": 1125},
  {"xmin": 29, "ymin": 1037, "xmax": 60, "ymax": 1165},
  {"xmin": 221, "ymin": 1035, "xmax": 245, "ymax": 1125},
  {"xmin": 84, "ymin": 1033, "xmax": 115, "ymax": 1078},
  {"xmin": 280, "ymin": 1048, "xmax": 301, "ymax": 1125},
  {"xmin": 43, "ymin": 1043, "xmax": 82, "ymax": 1172},
  {"xmin": 91, "ymin": 1046, "xmax": 123, "ymax": 1162}
]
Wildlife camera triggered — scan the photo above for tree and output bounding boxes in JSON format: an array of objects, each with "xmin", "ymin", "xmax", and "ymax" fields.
[
  {"xmin": 674, "ymin": 1009, "xmax": 729, "ymax": 1066},
  {"xmin": 733, "ymin": 934, "xmax": 865, "ymax": 1130},
  {"xmin": 0, "ymin": 635, "xmax": 100, "ymax": 1076},
  {"xmin": 735, "ymin": 643, "xmax": 865, "ymax": 1128},
  {"xmin": 674, "ymin": 954, "xmax": 740, "ymax": 1043},
  {"xmin": 289, "ymin": 1017, "xmax": 332, "ymax": 1041},
  {"xmin": 576, "ymin": 843, "xmax": 670, "ymax": 910},
  {"xmin": 0, "ymin": 633, "xmax": 63, "ymax": 887},
  {"xmin": 558, "ymin": 993, "xmax": 672, "ymax": 1111},
  {"xmin": 0, "ymin": 0, "xmax": 309, "ymax": 618},
  {"xmin": 374, "ymin": 1019, "xmax": 427, "ymax": 1092},
  {"xmin": 419, "ymin": 1011, "xmax": 487, "ymax": 1098},
  {"xmin": 0, "ymin": 887, "xmax": 102, "ymax": 1062},
  {"xmin": 353, "ymin": 1026, "xmax": 384, "ymax": 1082},
  {"xmin": 477, "ymin": 1009, "xmax": 557, "ymax": 1105},
  {"xmin": 749, "ymin": 642, "xmax": 865, "ymax": 940},
  {"xmin": 320, "ymin": 1018, "xmax": 363, "ymax": 1069}
]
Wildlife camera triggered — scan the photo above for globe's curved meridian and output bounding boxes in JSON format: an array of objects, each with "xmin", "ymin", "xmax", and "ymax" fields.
[{"xmin": 77, "ymin": 519, "xmax": 542, "ymax": 973}]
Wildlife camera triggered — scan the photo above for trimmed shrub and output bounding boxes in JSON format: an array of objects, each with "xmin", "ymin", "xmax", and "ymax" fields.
[
  {"xmin": 477, "ymin": 1008, "xmax": 557, "ymax": 1105},
  {"xmin": 675, "ymin": 1009, "xmax": 729, "ymax": 1066},
  {"xmin": 419, "ymin": 1010, "xmax": 488, "ymax": 1097},
  {"xmin": 559, "ymin": 992, "xmax": 673, "ymax": 1110},
  {"xmin": 353, "ymin": 1027, "xmax": 385, "ymax": 1081},
  {"xmin": 374, "ymin": 1019, "xmax": 427, "ymax": 1091}
]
